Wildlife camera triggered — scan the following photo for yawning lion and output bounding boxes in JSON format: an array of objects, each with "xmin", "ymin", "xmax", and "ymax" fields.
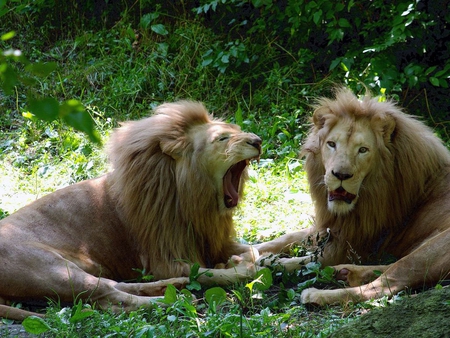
[{"xmin": 0, "ymin": 101, "xmax": 261, "ymax": 320}]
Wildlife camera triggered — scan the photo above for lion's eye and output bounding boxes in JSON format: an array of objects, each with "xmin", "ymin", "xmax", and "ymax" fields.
[
  {"xmin": 327, "ymin": 141, "xmax": 336, "ymax": 148},
  {"xmin": 359, "ymin": 147, "xmax": 369, "ymax": 153},
  {"xmin": 218, "ymin": 135, "xmax": 230, "ymax": 142}
]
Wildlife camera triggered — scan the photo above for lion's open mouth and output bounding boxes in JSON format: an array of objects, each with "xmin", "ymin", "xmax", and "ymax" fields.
[
  {"xmin": 223, "ymin": 160, "xmax": 249, "ymax": 208},
  {"xmin": 329, "ymin": 187, "xmax": 356, "ymax": 204}
]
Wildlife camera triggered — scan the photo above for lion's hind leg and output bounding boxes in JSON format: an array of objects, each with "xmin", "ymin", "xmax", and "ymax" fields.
[
  {"xmin": 301, "ymin": 228, "xmax": 450, "ymax": 306},
  {"xmin": 0, "ymin": 246, "xmax": 166, "ymax": 317}
]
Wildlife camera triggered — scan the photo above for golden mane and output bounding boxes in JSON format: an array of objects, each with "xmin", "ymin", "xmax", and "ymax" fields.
[
  {"xmin": 107, "ymin": 101, "xmax": 242, "ymax": 279},
  {"xmin": 301, "ymin": 88, "xmax": 450, "ymax": 262}
]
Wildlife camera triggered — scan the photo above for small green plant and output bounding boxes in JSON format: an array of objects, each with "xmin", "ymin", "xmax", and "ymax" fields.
[{"xmin": 22, "ymin": 300, "xmax": 94, "ymax": 335}]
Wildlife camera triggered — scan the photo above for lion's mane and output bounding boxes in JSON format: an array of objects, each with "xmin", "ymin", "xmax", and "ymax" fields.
[
  {"xmin": 107, "ymin": 101, "xmax": 242, "ymax": 279},
  {"xmin": 302, "ymin": 88, "xmax": 450, "ymax": 262}
]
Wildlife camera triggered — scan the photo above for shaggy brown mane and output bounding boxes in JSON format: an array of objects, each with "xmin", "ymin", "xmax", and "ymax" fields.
[
  {"xmin": 301, "ymin": 88, "xmax": 450, "ymax": 262},
  {"xmin": 107, "ymin": 101, "xmax": 242, "ymax": 279}
]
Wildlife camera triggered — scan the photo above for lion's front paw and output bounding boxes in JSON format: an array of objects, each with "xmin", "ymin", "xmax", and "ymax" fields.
[
  {"xmin": 224, "ymin": 246, "xmax": 260, "ymax": 268},
  {"xmin": 234, "ymin": 260, "xmax": 258, "ymax": 278},
  {"xmin": 300, "ymin": 288, "xmax": 324, "ymax": 306},
  {"xmin": 333, "ymin": 264, "xmax": 380, "ymax": 286}
]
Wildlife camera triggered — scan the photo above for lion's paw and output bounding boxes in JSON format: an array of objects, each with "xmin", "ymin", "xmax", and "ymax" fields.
[
  {"xmin": 224, "ymin": 247, "xmax": 260, "ymax": 268},
  {"xmin": 300, "ymin": 288, "xmax": 324, "ymax": 306}
]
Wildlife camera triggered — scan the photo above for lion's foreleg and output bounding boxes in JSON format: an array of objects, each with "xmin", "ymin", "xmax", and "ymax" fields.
[
  {"xmin": 257, "ymin": 255, "xmax": 316, "ymax": 272},
  {"xmin": 302, "ymin": 228, "xmax": 450, "ymax": 305},
  {"xmin": 219, "ymin": 244, "xmax": 260, "ymax": 268},
  {"xmin": 253, "ymin": 228, "xmax": 316, "ymax": 254},
  {"xmin": 114, "ymin": 277, "xmax": 189, "ymax": 296},
  {"xmin": 197, "ymin": 260, "xmax": 258, "ymax": 286},
  {"xmin": 333, "ymin": 264, "xmax": 391, "ymax": 286}
]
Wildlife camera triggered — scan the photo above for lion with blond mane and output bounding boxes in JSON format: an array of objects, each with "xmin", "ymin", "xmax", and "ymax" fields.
[
  {"xmin": 0, "ymin": 101, "xmax": 262, "ymax": 320},
  {"xmin": 257, "ymin": 88, "xmax": 450, "ymax": 305}
]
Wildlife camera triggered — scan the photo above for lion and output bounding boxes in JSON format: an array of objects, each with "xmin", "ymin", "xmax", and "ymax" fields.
[
  {"xmin": 256, "ymin": 88, "xmax": 450, "ymax": 305},
  {"xmin": 0, "ymin": 101, "xmax": 262, "ymax": 321}
]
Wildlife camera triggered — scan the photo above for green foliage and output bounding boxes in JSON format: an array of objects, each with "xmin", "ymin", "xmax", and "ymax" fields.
[
  {"xmin": 22, "ymin": 316, "xmax": 53, "ymax": 335},
  {"xmin": 193, "ymin": 0, "xmax": 449, "ymax": 135},
  {"xmin": 0, "ymin": 30, "xmax": 100, "ymax": 143}
]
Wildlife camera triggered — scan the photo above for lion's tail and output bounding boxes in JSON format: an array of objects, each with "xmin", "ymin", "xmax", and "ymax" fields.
[{"xmin": 0, "ymin": 304, "xmax": 45, "ymax": 321}]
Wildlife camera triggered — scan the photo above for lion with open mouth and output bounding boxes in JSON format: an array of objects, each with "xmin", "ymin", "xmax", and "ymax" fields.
[{"xmin": 0, "ymin": 101, "xmax": 261, "ymax": 320}]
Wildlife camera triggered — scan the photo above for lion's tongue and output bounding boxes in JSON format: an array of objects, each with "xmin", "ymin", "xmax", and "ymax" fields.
[
  {"xmin": 223, "ymin": 160, "xmax": 246, "ymax": 208},
  {"xmin": 329, "ymin": 187, "xmax": 356, "ymax": 204}
]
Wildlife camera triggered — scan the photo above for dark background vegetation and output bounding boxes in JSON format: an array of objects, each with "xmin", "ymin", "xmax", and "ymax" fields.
[{"xmin": 1, "ymin": 0, "xmax": 449, "ymax": 153}]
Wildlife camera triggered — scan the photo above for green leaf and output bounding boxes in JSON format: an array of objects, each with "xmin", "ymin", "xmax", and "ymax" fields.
[
  {"xmin": 189, "ymin": 262, "xmax": 201, "ymax": 280},
  {"xmin": 313, "ymin": 10, "xmax": 322, "ymax": 25},
  {"xmin": 0, "ymin": 64, "xmax": 19, "ymax": 94},
  {"xmin": 221, "ymin": 54, "xmax": 230, "ymax": 63},
  {"xmin": 338, "ymin": 18, "xmax": 351, "ymax": 28},
  {"xmin": 22, "ymin": 316, "xmax": 52, "ymax": 334},
  {"xmin": 253, "ymin": 268, "xmax": 273, "ymax": 291},
  {"xmin": 319, "ymin": 266, "xmax": 335, "ymax": 281},
  {"xmin": 439, "ymin": 78, "xmax": 448, "ymax": 88},
  {"xmin": 373, "ymin": 270, "xmax": 382, "ymax": 277},
  {"xmin": 202, "ymin": 58, "xmax": 213, "ymax": 67},
  {"xmin": 329, "ymin": 58, "xmax": 342, "ymax": 71},
  {"xmin": 28, "ymin": 97, "xmax": 59, "ymax": 122},
  {"xmin": 162, "ymin": 284, "xmax": 177, "ymax": 304},
  {"xmin": 246, "ymin": 268, "xmax": 273, "ymax": 292},
  {"xmin": 25, "ymin": 62, "xmax": 57, "ymax": 77},
  {"xmin": 205, "ymin": 287, "xmax": 227, "ymax": 307},
  {"xmin": 425, "ymin": 66, "xmax": 437, "ymax": 76},
  {"xmin": 235, "ymin": 104, "xmax": 243, "ymax": 126},
  {"xmin": 60, "ymin": 100, "xmax": 100, "ymax": 143},
  {"xmin": 1, "ymin": 31, "xmax": 15, "ymax": 41},
  {"xmin": 186, "ymin": 280, "xmax": 201, "ymax": 291},
  {"xmin": 69, "ymin": 300, "xmax": 94, "ymax": 323},
  {"xmin": 429, "ymin": 77, "xmax": 440, "ymax": 87},
  {"xmin": 140, "ymin": 12, "xmax": 159, "ymax": 29},
  {"xmin": 151, "ymin": 24, "xmax": 168, "ymax": 35}
]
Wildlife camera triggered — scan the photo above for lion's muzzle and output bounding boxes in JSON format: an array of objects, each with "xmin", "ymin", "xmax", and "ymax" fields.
[{"xmin": 329, "ymin": 187, "xmax": 356, "ymax": 204}]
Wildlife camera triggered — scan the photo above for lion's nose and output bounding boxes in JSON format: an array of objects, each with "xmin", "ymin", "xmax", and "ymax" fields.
[
  {"xmin": 332, "ymin": 170, "xmax": 353, "ymax": 181},
  {"xmin": 247, "ymin": 136, "xmax": 262, "ymax": 151}
]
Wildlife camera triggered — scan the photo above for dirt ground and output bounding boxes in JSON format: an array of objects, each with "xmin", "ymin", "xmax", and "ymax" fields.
[{"xmin": 331, "ymin": 287, "xmax": 450, "ymax": 338}]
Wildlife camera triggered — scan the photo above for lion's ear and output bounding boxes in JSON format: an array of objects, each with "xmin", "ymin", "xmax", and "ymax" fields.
[
  {"xmin": 160, "ymin": 138, "xmax": 186, "ymax": 160},
  {"xmin": 373, "ymin": 113, "xmax": 396, "ymax": 144},
  {"xmin": 312, "ymin": 107, "xmax": 331, "ymax": 129}
]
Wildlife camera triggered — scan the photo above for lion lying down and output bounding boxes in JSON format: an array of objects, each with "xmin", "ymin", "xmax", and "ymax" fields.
[
  {"xmin": 0, "ymin": 101, "xmax": 262, "ymax": 320},
  {"xmin": 256, "ymin": 88, "xmax": 450, "ymax": 305}
]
